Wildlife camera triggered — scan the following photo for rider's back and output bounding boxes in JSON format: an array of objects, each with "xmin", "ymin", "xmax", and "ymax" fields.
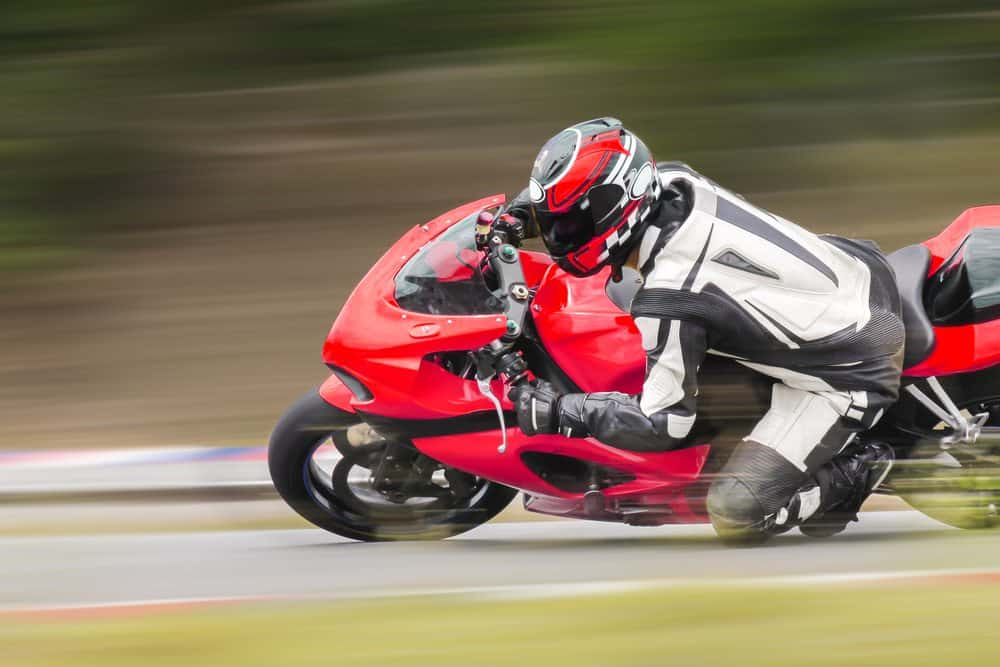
[{"xmin": 635, "ymin": 164, "xmax": 904, "ymax": 379}]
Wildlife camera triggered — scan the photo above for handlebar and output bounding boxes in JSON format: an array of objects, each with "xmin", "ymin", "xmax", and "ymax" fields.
[{"xmin": 472, "ymin": 337, "xmax": 530, "ymax": 381}]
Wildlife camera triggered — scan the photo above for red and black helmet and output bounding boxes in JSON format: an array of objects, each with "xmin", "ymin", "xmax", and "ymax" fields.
[{"xmin": 528, "ymin": 118, "xmax": 661, "ymax": 277}]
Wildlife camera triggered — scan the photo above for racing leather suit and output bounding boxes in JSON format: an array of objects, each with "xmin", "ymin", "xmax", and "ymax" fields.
[{"xmin": 508, "ymin": 162, "xmax": 905, "ymax": 538}]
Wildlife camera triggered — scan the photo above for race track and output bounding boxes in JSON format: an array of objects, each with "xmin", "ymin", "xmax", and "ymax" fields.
[{"xmin": 4, "ymin": 511, "xmax": 1000, "ymax": 610}]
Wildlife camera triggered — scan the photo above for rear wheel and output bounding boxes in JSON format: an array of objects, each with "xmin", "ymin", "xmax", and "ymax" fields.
[
  {"xmin": 268, "ymin": 391, "xmax": 517, "ymax": 541},
  {"xmin": 895, "ymin": 414, "xmax": 1000, "ymax": 530}
]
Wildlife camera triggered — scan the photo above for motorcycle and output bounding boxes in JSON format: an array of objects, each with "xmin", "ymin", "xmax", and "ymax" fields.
[{"xmin": 269, "ymin": 180, "xmax": 1000, "ymax": 541}]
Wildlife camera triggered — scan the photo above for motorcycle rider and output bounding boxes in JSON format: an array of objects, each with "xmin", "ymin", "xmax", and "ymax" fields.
[{"xmin": 485, "ymin": 117, "xmax": 901, "ymax": 542}]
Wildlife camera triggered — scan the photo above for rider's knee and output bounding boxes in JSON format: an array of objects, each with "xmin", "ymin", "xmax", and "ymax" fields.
[
  {"xmin": 707, "ymin": 440, "xmax": 808, "ymax": 544},
  {"xmin": 707, "ymin": 475, "xmax": 771, "ymax": 543}
]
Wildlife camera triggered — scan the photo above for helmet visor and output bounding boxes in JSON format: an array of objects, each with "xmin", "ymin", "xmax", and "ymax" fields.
[
  {"xmin": 533, "ymin": 205, "xmax": 594, "ymax": 258},
  {"xmin": 532, "ymin": 183, "xmax": 624, "ymax": 258}
]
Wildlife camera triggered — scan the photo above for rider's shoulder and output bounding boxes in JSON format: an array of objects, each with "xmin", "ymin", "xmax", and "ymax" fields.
[
  {"xmin": 655, "ymin": 161, "xmax": 722, "ymax": 191},
  {"xmin": 656, "ymin": 161, "xmax": 702, "ymax": 180}
]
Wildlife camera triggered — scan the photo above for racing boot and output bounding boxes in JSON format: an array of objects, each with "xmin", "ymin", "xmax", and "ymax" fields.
[{"xmin": 798, "ymin": 441, "xmax": 894, "ymax": 538}]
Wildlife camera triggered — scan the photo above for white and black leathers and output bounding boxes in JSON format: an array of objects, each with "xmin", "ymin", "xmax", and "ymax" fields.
[
  {"xmin": 553, "ymin": 163, "xmax": 904, "ymax": 470},
  {"xmin": 507, "ymin": 161, "xmax": 904, "ymax": 539}
]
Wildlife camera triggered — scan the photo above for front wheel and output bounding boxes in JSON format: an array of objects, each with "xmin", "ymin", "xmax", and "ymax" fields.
[{"xmin": 268, "ymin": 391, "xmax": 518, "ymax": 541}]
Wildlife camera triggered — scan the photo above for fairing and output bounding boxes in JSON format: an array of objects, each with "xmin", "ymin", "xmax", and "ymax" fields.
[
  {"xmin": 412, "ymin": 429, "xmax": 710, "ymax": 517},
  {"xmin": 531, "ymin": 264, "xmax": 646, "ymax": 394},
  {"xmin": 322, "ymin": 195, "xmax": 516, "ymax": 419},
  {"xmin": 320, "ymin": 195, "xmax": 712, "ymax": 517},
  {"xmin": 906, "ymin": 206, "xmax": 1000, "ymax": 376}
]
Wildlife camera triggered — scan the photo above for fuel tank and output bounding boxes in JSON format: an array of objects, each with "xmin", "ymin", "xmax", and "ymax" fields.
[{"xmin": 531, "ymin": 265, "xmax": 646, "ymax": 394}]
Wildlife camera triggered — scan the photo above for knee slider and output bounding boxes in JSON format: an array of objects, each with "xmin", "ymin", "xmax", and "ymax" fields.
[
  {"xmin": 707, "ymin": 440, "xmax": 809, "ymax": 542},
  {"xmin": 707, "ymin": 475, "xmax": 766, "ymax": 536}
]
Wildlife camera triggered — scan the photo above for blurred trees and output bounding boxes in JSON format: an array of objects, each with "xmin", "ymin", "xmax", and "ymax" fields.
[
  {"xmin": 3, "ymin": 1, "xmax": 1000, "ymax": 450},
  {"xmin": 2, "ymin": 0, "xmax": 1000, "ymax": 269}
]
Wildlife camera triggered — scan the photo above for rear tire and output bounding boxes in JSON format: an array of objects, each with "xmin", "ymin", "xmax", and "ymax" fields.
[
  {"xmin": 895, "ymin": 434, "xmax": 1000, "ymax": 530},
  {"xmin": 268, "ymin": 391, "xmax": 517, "ymax": 541}
]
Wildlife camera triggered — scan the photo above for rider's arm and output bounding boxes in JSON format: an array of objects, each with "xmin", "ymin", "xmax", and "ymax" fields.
[
  {"xmin": 476, "ymin": 189, "xmax": 539, "ymax": 249},
  {"xmin": 557, "ymin": 317, "xmax": 707, "ymax": 451},
  {"xmin": 503, "ymin": 188, "xmax": 540, "ymax": 240}
]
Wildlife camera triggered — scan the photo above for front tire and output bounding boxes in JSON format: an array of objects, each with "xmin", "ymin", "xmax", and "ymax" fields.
[{"xmin": 268, "ymin": 391, "xmax": 517, "ymax": 541}]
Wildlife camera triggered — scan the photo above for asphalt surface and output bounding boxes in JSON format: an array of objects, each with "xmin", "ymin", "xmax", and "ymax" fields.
[{"xmin": 4, "ymin": 511, "xmax": 1000, "ymax": 609}]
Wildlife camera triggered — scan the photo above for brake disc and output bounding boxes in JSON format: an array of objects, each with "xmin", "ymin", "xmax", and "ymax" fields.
[{"xmin": 331, "ymin": 446, "xmax": 452, "ymax": 516}]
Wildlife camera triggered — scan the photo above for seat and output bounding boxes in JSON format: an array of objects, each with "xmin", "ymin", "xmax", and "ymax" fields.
[{"xmin": 887, "ymin": 244, "xmax": 935, "ymax": 369}]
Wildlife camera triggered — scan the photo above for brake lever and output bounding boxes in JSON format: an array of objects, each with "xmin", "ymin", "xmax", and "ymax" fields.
[
  {"xmin": 472, "ymin": 342, "xmax": 529, "ymax": 455},
  {"xmin": 476, "ymin": 373, "xmax": 507, "ymax": 454}
]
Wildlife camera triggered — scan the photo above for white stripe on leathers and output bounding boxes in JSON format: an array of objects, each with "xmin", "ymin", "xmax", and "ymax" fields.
[
  {"xmin": 639, "ymin": 319, "xmax": 686, "ymax": 418},
  {"xmin": 644, "ymin": 169, "xmax": 873, "ymax": 348}
]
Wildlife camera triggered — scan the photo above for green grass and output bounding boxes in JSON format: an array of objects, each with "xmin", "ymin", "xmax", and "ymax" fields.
[{"xmin": 4, "ymin": 583, "xmax": 1000, "ymax": 667}]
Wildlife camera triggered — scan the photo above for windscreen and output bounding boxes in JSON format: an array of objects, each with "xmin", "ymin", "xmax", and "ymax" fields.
[{"xmin": 394, "ymin": 212, "xmax": 504, "ymax": 315}]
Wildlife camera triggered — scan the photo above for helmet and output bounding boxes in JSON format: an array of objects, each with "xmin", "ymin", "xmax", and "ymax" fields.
[{"xmin": 527, "ymin": 118, "xmax": 661, "ymax": 277}]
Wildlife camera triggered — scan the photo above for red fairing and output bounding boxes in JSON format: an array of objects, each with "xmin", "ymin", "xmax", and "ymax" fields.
[
  {"xmin": 906, "ymin": 206, "xmax": 1000, "ymax": 377},
  {"xmin": 318, "ymin": 374, "xmax": 357, "ymax": 414},
  {"xmin": 414, "ymin": 429, "xmax": 710, "ymax": 522},
  {"xmin": 321, "ymin": 195, "xmax": 510, "ymax": 418},
  {"xmin": 319, "ymin": 194, "xmax": 711, "ymax": 523},
  {"xmin": 923, "ymin": 206, "xmax": 1000, "ymax": 273},
  {"xmin": 532, "ymin": 264, "xmax": 646, "ymax": 394}
]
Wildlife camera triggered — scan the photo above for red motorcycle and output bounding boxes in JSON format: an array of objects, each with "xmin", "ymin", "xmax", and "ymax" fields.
[{"xmin": 269, "ymin": 194, "xmax": 1000, "ymax": 540}]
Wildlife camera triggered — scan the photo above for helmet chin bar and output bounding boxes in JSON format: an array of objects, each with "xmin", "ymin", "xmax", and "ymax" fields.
[{"xmin": 905, "ymin": 376, "xmax": 989, "ymax": 447}]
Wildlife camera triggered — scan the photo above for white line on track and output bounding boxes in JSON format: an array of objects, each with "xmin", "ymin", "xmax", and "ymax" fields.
[{"xmin": 6, "ymin": 568, "xmax": 1000, "ymax": 618}]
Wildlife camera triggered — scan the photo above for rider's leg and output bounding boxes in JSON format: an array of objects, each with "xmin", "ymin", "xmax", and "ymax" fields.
[
  {"xmin": 782, "ymin": 387, "xmax": 895, "ymax": 536},
  {"xmin": 706, "ymin": 383, "xmax": 888, "ymax": 542}
]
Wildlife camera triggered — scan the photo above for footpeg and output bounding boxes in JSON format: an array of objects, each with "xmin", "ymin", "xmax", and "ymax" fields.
[{"xmin": 905, "ymin": 377, "xmax": 989, "ymax": 446}]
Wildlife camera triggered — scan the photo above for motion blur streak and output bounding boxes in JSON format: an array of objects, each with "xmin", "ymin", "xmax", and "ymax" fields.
[
  {"xmin": 3, "ymin": 4, "xmax": 1000, "ymax": 664},
  {"xmin": 3, "ymin": 1, "xmax": 1000, "ymax": 450}
]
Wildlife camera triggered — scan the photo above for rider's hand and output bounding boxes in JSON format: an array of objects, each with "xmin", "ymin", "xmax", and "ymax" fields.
[
  {"xmin": 509, "ymin": 379, "xmax": 563, "ymax": 436},
  {"xmin": 475, "ymin": 211, "xmax": 527, "ymax": 249}
]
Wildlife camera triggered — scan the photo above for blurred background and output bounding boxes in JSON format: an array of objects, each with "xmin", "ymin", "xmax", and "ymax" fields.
[
  {"xmin": 4, "ymin": 3, "xmax": 1000, "ymax": 664},
  {"xmin": 4, "ymin": 0, "xmax": 1000, "ymax": 451}
]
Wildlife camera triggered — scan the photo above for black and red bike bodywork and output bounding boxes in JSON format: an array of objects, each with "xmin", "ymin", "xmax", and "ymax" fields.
[{"xmin": 269, "ymin": 198, "xmax": 1000, "ymax": 540}]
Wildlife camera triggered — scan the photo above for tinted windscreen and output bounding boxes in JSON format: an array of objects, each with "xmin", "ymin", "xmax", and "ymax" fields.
[{"xmin": 394, "ymin": 213, "xmax": 504, "ymax": 315}]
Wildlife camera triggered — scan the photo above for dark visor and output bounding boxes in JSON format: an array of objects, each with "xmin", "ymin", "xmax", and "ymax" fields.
[{"xmin": 532, "ymin": 182, "xmax": 624, "ymax": 257}]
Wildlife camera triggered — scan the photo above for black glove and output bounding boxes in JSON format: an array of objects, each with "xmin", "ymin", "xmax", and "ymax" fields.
[
  {"xmin": 475, "ymin": 211, "xmax": 527, "ymax": 249},
  {"xmin": 509, "ymin": 379, "xmax": 562, "ymax": 436}
]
